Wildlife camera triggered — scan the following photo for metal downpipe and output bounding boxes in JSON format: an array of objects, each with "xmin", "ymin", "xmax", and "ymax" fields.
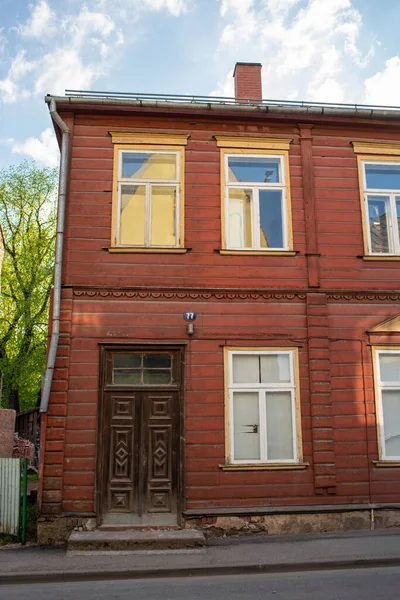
[{"xmin": 40, "ymin": 99, "xmax": 70, "ymax": 413}]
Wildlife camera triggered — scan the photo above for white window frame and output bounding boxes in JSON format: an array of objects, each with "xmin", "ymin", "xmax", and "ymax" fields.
[
  {"xmin": 116, "ymin": 149, "xmax": 181, "ymax": 248},
  {"xmin": 362, "ymin": 160, "xmax": 400, "ymax": 255},
  {"xmin": 227, "ymin": 349, "xmax": 299, "ymax": 464},
  {"xmin": 374, "ymin": 348, "xmax": 400, "ymax": 461},
  {"xmin": 224, "ymin": 153, "xmax": 289, "ymax": 251}
]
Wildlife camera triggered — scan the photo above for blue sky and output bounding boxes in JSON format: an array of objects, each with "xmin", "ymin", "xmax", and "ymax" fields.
[{"xmin": 1, "ymin": 0, "xmax": 400, "ymax": 168}]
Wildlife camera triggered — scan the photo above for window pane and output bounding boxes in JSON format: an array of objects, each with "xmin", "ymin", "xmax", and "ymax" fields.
[
  {"xmin": 396, "ymin": 197, "xmax": 400, "ymax": 243},
  {"xmin": 379, "ymin": 354, "xmax": 400, "ymax": 383},
  {"xmin": 382, "ymin": 390, "xmax": 400, "ymax": 457},
  {"xmin": 228, "ymin": 157, "xmax": 281, "ymax": 183},
  {"xmin": 232, "ymin": 355, "xmax": 259, "ymax": 383},
  {"xmin": 122, "ymin": 152, "xmax": 176, "ymax": 180},
  {"xmin": 113, "ymin": 370, "xmax": 141, "ymax": 384},
  {"xmin": 114, "ymin": 354, "xmax": 141, "ymax": 369},
  {"xmin": 151, "ymin": 186, "xmax": 176, "ymax": 246},
  {"xmin": 120, "ymin": 184, "xmax": 146, "ymax": 245},
  {"xmin": 265, "ymin": 392, "xmax": 294, "ymax": 460},
  {"xmin": 367, "ymin": 195, "xmax": 391, "ymax": 253},
  {"xmin": 365, "ymin": 164, "xmax": 400, "ymax": 190},
  {"xmin": 260, "ymin": 354, "xmax": 291, "ymax": 384},
  {"xmin": 143, "ymin": 354, "xmax": 172, "ymax": 369},
  {"xmin": 143, "ymin": 370, "xmax": 171, "ymax": 384},
  {"xmin": 259, "ymin": 189, "xmax": 284, "ymax": 248},
  {"xmin": 228, "ymin": 189, "xmax": 252, "ymax": 248},
  {"xmin": 233, "ymin": 392, "xmax": 260, "ymax": 460}
]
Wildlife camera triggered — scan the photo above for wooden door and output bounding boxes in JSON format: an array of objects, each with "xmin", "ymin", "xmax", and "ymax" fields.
[{"xmin": 98, "ymin": 348, "xmax": 182, "ymax": 526}]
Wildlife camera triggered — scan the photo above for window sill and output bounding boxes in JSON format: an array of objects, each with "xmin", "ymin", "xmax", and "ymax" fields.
[
  {"xmin": 106, "ymin": 247, "xmax": 190, "ymax": 254},
  {"xmin": 219, "ymin": 462, "xmax": 309, "ymax": 471},
  {"xmin": 217, "ymin": 250, "xmax": 298, "ymax": 256},
  {"xmin": 372, "ymin": 460, "xmax": 400, "ymax": 468},
  {"xmin": 362, "ymin": 255, "xmax": 400, "ymax": 261}
]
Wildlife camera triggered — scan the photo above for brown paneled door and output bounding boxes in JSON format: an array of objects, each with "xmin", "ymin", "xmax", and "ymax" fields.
[{"xmin": 98, "ymin": 347, "xmax": 183, "ymax": 526}]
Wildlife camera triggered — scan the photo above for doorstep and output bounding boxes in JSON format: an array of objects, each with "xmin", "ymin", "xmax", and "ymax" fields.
[{"xmin": 67, "ymin": 528, "xmax": 206, "ymax": 552}]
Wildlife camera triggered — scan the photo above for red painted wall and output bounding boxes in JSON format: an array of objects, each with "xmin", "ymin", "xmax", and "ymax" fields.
[{"xmin": 40, "ymin": 104, "xmax": 400, "ymax": 516}]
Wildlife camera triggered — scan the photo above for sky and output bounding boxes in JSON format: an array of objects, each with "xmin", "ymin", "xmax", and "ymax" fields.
[{"xmin": 1, "ymin": 0, "xmax": 400, "ymax": 169}]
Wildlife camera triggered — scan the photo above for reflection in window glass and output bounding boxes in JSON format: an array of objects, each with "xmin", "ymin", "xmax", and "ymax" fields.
[
  {"xmin": 228, "ymin": 189, "xmax": 252, "ymax": 248},
  {"xmin": 380, "ymin": 354, "xmax": 400, "ymax": 383},
  {"xmin": 259, "ymin": 189, "xmax": 283, "ymax": 248},
  {"xmin": 228, "ymin": 157, "xmax": 281, "ymax": 183},
  {"xmin": 365, "ymin": 164, "xmax": 400, "ymax": 190},
  {"xmin": 143, "ymin": 370, "xmax": 171, "ymax": 384},
  {"xmin": 120, "ymin": 185, "xmax": 146, "ymax": 245},
  {"xmin": 113, "ymin": 370, "xmax": 141, "ymax": 385},
  {"xmin": 382, "ymin": 390, "xmax": 400, "ymax": 458},
  {"xmin": 151, "ymin": 186, "xmax": 176, "ymax": 246},
  {"xmin": 232, "ymin": 355, "xmax": 259, "ymax": 383},
  {"xmin": 367, "ymin": 195, "xmax": 390, "ymax": 253},
  {"xmin": 122, "ymin": 152, "xmax": 176, "ymax": 180}
]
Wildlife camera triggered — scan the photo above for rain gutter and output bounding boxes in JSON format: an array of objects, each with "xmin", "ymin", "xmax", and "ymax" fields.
[{"xmin": 40, "ymin": 99, "xmax": 70, "ymax": 413}]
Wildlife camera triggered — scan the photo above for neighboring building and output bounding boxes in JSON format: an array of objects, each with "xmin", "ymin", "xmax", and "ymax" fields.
[{"xmin": 38, "ymin": 63, "xmax": 400, "ymax": 543}]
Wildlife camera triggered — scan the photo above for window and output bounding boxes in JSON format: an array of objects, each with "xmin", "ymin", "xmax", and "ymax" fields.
[
  {"xmin": 374, "ymin": 349, "xmax": 400, "ymax": 460},
  {"xmin": 353, "ymin": 142, "xmax": 400, "ymax": 257},
  {"xmin": 216, "ymin": 136, "xmax": 293, "ymax": 254},
  {"xmin": 362, "ymin": 162, "xmax": 400, "ymax": 255},
  {"xmin": 112, "ymin": 352, "xmax": 174, "ymax": 385},
  {"xmin": 110, "ymin": 132, "xmax": 188, "ymax": 250},
  {"xmin": 225, "ymin": 348, "xmax": 301, "ymax": 464}
]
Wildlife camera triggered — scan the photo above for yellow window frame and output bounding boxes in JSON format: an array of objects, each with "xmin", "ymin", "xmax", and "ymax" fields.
[
  {"xmin": 215, "ymin": 136, "xmax": 294, "ymax": 255},
  {"xmin": 110, "ymin": 132, "xmax": 189, "ymax": 250},
  {"xmin": 353, "ymin": 142, "xmax": 400, "ymax": 258}
]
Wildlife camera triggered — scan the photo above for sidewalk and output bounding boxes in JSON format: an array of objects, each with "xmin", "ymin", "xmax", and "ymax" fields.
[{"xmin": 1, "ymin": 528, "xmax": 400, "ymax": 585}]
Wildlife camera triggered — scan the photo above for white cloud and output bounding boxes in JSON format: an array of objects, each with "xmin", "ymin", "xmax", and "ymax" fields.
[
  {"xmin": 142, "ymin": 0, "xmax": 188, "ymax": 17},
  {"xmin": 11, "ymin": 128, "xmax": 59, "ymax": 167},
  {"xmin": 0, "ymin": 50, "xmax": 36, "ymax": 103},
  {"xmin": 214, "ymin": 0, "xmax": 375, "ymax": 103},
  {"xmin": 35, "ymin": 48, "xmax": 102, "ymax": 95},
  {"xmin": 19, "ymin": 0, "xmax": 56, "ymax": 38},
  {"xmin": 364, "ymin": 57, "xmax": 400, "ymax": 106}
]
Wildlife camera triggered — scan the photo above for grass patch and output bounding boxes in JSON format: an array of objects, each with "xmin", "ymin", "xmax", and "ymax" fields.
[{"xmin": 0, "ymin": 534, "xmax": 18, "ymax": 546}]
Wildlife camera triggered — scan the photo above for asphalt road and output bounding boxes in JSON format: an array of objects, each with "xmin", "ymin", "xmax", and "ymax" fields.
[{"xmin": 1, "ymin": 567, "xmax": 399, "ymax": 600}]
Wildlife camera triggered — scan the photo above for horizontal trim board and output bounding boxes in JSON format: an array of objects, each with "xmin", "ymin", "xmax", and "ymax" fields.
[
  {"xmin": 219, "ymin": 463, "xmax": 309, "ymax": 471},
  {"xmin": 109, "ymin": 131, "xmax": 190, "ymax": 145},
  {"xmin": 373, "ymin": 461, "xmax": 400, "ymax": 467},
  {"xmin": 352, "ymin": 141, "xmax": 400, "ymax": 155},
  {"xmin": 183, "ymin": 503, "xmax": 400, "ymax": 518},
  {"xmin": 362, "ymin": 256, "xmax": 400, "ymax": 261},
  {"xmin": 219, "ymin": 250, "xmax": 298, "ymax": 256},
  {"xmin": 107, "ymin": 247, "xmax": 189, "ymax": 254},
  {"xmin": 215, "ymin": 135, "xmax": 293, "ymax": 150}
]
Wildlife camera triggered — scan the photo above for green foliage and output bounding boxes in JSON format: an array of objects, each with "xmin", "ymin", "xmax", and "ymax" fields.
[{"xmin": 0, "ymin": 161, "xmax": 58, "ymax": 411}]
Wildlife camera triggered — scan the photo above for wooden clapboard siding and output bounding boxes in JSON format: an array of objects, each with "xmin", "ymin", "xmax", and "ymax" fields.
[{"xmin": 39, "ymin": 102, "xmax": 400, "ymax": 517}]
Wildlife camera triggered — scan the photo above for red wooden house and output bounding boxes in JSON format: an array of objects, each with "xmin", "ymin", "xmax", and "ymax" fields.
[{"xmin": 38, "ymin": 63, "xmax": 400, "ymax": 543}]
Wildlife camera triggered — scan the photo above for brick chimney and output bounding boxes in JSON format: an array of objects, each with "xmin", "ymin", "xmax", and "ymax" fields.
[{"xmin": 233, "ymin": 62, "xmax": 262, "ymax": 102}]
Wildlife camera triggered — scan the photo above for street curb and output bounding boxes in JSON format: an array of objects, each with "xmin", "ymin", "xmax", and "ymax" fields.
[{"xmin": 1, "ymin": 557, "xmax": 400, "ymax": 585}]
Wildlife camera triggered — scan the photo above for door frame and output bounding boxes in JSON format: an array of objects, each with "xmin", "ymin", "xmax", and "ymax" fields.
[{"xmin": 96, "ymin": 343, "xmax": 186, "ymax": 527}]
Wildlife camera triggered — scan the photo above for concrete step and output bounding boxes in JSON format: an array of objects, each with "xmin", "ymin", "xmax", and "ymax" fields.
[{"xmin": 67, "ymin": 529, "xmax": 206, "ymax": 552}]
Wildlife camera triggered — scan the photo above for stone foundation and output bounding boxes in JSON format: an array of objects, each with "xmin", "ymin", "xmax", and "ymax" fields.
[
  {"xmin": 37, "ymin": 515, "xmax": 97, "ymax": 545},
  {"xmin": 38, "ymin": 508, "xmax": 400, "ymax": 545},
  {"xmin": 185, "ymin": 509, "xmax": 400, "ymax": 537}
]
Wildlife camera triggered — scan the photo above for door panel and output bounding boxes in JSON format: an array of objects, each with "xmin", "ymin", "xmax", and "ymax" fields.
[{"xmin": 99, "ymin": 348, "xmax": 182, "ymax": 526}]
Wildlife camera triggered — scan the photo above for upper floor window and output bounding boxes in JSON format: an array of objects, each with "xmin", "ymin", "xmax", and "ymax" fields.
[
  {"xmin": 110, "ymin": 132, "xmax": 188, "ymax": 250},
  {"xmin": 353, "ymin": 142, "xmax": 400, "ymax": 257},
  {"xmin": 216, "ymin": 136, "xmax": 293, "ymax": 255},
  {"xmin": 363, "ymin": 162, "xmax": 400, "ymax": 255},
  {"xmin": 373, "ymin": 348, "xmax": 400, "ymax": 460}
]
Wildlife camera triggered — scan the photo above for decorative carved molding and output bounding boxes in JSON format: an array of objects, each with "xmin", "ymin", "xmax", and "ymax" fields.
[{"xmin": 71, "ymin": 288, "xmax": 400, "ymax": 302}]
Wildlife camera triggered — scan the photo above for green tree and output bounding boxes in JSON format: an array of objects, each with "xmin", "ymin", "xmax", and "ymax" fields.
[{"xmin": 0, "ymin": 161, "xmax": 58, "ymax": 412}]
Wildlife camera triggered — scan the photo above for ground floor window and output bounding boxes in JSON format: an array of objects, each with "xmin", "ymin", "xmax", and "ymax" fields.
[
  {"xmin": 225, "ymin": 348, "xmax": 302, "ymax": 464},
  {"xmin": 373, "ymin": 348, "xmax": 400, "ymax": 460}
]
